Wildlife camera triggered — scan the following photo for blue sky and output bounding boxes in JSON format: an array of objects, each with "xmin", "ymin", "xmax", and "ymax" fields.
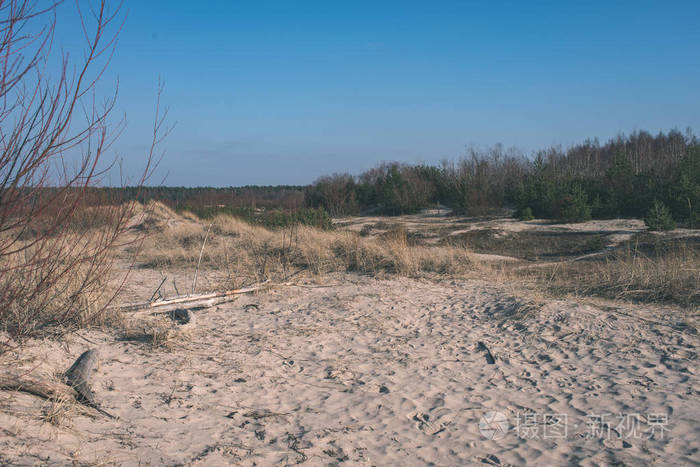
[{"xmin": 53, "ymin": 1, "xmax": 700, "ymax": 186}]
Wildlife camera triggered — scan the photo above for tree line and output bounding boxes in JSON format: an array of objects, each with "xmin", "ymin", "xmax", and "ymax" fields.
[
  {"xmin": 80, "ymin": 128, "xmax": 698, "ymax": 229},
  {"xmin": 305, "ymin": 129, "xmax": 699, "ymax": 227}
]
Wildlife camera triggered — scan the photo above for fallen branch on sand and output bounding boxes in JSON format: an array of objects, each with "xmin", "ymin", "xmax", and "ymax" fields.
[
  {"xmin": 65, "ymin": 349, "xmax": 116, "ymax": 419},
  {"xmin": 0, "ymin": 370, "xmax": 77, "ymax": 401},
  {"xmin": 115, "ymin": 281, "xmax": 271, "ymax": 313},
  {"xmin": 0, "ymin": 349, "xmax": 114, "ymax": 418}
]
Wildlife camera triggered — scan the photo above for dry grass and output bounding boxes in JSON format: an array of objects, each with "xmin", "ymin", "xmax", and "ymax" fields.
[
  {"xmin": 39, "ymin": 394, "xmax": 74, "ymax": 428},
  {"xmin": 116, "ymin": 315, "xmax": 179, "ymax": 349},
  {"xmin": 134, "ymin": 205, "xmax": 477, "ymax": 288},
  {"xmin": 0, "ymin": 196, "xmax": 151, "ymax": 342},
  {"xmin": 0, "ymin": 230, "xmax": 119, "ymax": 338},
  {"xmin": 508, "ymin": 239, "xmax": 700, "ymax": 307},
  {"xmin": 130, "ymin": 203, "xmax": 699, "ymax": 308}
]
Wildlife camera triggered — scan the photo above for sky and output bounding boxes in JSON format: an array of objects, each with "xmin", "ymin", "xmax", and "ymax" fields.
[{"xmin": 49, "ymin": 0, "xmax": 700, "ymax": 186}]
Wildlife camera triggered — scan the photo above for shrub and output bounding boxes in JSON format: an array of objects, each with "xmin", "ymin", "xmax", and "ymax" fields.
[
  {"xmin": 552, "ymin": 184, "xmax": 592, "ymax": 223},
  {"xmin": 583, "ymin": 235, "xmax": 604, "ymax": 251},
  {"xmin": 0, "ymin": 2, "xmax": 161, "ymax": 340},
  {"xmin": 288, "ymin": 208, "xmax": 335, "ymax": 230},
  {"xmin": 519, "ymin": 207, "xmax": 535, "ymax": 221},
  {"xmin": 304, "ymin": 174, "xmax": 359, "ymax": 216},
  {"xmin": 645, "ymin": 200, "xmax": 676, "ymax": 231}
]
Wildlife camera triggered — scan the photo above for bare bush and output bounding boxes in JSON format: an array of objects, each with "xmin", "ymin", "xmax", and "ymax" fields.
[{"xmin": 0, "ymin": 1, "xmax": 166, "ymax": 342}]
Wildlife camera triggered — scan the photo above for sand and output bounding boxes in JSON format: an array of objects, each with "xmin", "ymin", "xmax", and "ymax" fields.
[{"xmin": 1, "ymin": 272, "xmax": 698, "ymax": 465}]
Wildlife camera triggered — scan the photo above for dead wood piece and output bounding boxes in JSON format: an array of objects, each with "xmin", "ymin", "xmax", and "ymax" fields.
[
  {"xmin": 65, "ymin": 349, "xmax": 99, "ymax": 406},
  {"xmin": 0, "ymin": 370, "xmax": 77, "ymax": 401},
  {"xmin": 167, "ymin": 308, "xmax": 195, "ymax": 326},
  {"xmin": 0, "ymin": 350, "xmax": 115, "ymax": 419},
  {"xmin": 116, "ymin": 281, "xmax": 271, "ymax": 313},
  {"xmin": 477, "ymin": 341, "xmax": 496, "ymax": 365},
  {"xmin": 65, "ymin": 349, "xmax": 116, "ymax": 419}
]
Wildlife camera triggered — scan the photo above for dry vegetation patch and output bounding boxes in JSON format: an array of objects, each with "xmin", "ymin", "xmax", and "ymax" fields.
[
  {"xmin": 509, "ymin": 236, "xmax": 700, "ymax": 307},
  {"xmin": 133, "ymin": 204, "xmax": 477, "ymax": 287},
  {"xmin": 444, "ymin": 229, "xmax": 609, "ymax": 260},
  {"xmin": 0, "ymin": 207, "xmax": 132, "ymax": 339},
  {"xmin": 131, "ymin": 204, "xmax": 698, "ymax": 308}
]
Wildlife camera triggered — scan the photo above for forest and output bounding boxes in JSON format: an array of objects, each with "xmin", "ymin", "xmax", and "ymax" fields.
[{"xmin": 305, "ymin": 129, "xmax": 699, "ymax": 229}]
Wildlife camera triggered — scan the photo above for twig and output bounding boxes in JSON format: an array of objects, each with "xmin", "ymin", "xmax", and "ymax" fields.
[
  {"xmin": 287, "ymin": 283, "xmax": 342, "ymax": 289},
  {"xmin": 150, "ymin": 276, "xmax": 167, "ymax": 303},
  {"xmin": 192, "ymin": 222, "xmax": 213, "ymax": 295},
  {"xmin": 605, "ymin": 307, "xmax": 696, "ymax": 333},
  {"xmin": 73, "ymin": 331, "xmax": 99, "ymax": 345}
]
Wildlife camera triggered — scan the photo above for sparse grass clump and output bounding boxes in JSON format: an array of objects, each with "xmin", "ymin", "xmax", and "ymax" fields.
[
  {"xmin": 40, "ymin": 394, "xmax": 74, "ymax": 427},
  {"xmin": 446, "ymin": 229, "xmax": 609, "ymax": 261}
]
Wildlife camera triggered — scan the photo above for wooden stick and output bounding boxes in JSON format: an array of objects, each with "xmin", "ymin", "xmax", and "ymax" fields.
[
  {"xmin": 0, "ymin": 371, "xmax": 77, "ymax": 401},
  {"xmin": 1, "ymin": 349, "xmax": 115, "ymax": 419},
  {"xmin": 115, "ymin": 281, "xmax": 271, "ymax": 312},
  {"xmin": 149, "ymin": 276, "xmax": 167, "ymax": 303}
]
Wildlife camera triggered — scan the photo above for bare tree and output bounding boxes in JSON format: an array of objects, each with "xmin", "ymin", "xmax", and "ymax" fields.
[{"xmin": 0, "ymin": 0, "xmax": 166, "ymax": 341}]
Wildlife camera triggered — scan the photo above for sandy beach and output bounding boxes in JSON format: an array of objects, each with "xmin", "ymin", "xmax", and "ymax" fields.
[{"xmin": 1, "ymin": 272, "xmax": 698, "ymax": 465}]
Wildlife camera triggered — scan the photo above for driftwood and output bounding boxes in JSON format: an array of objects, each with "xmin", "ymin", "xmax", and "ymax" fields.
[
  {"xmin": 64, "ymin": 349, "xmax": 115, "ymax": 419},
  {"xmin": 0, "ymin": 369, "xmax": 77, "ymax": 401},
  {"xmin": 116, "ymin": 281, "xmax": 271, "ymax": 313},
  {"xmin": 0, "ymin": 349, "xmax": 115, "ymax": 419},
  {"xmin": 65, "ymin": 349, "xmax": 99, "ymax": 406}
]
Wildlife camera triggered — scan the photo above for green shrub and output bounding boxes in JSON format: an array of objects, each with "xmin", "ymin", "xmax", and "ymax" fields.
[
  {"xmin": 291, "ymin": 207, "xmax": 335, "ymax": 230},
  {"xmin": 583, "ymin": 235, "xmax": 604, "ymax": 251},
  {"xmin": 645, "ymin": 200, "xmax": 676, "ymax": 231},
  {"xmin": 518, "ymin": 207, "xmax": 534, "ymax": 221},
  {"xmin": 554, "ymin": 184, "xmax": 592, "ymax": 223}
]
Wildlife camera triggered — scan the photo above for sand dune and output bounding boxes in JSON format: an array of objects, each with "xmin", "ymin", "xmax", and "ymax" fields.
[{"xmin": 1, "ymin": 273, "xmax": 698, "ymax": 465}]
